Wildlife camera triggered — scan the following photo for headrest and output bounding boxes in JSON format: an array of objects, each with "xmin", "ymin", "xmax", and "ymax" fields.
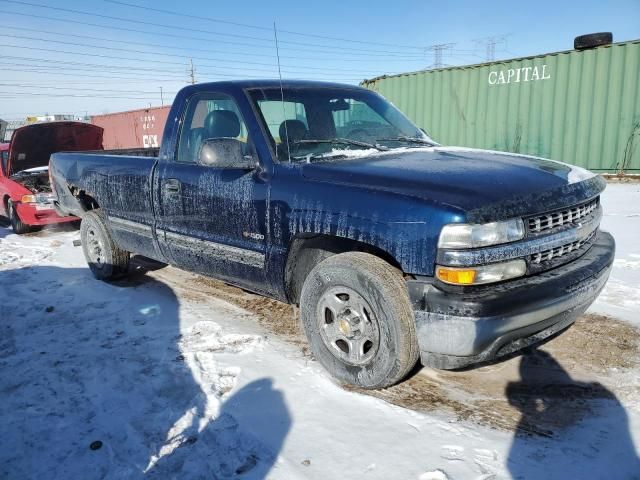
[
  {"xmin": 204, "ymin": 110, "xmax": 241, "ymax": 138},
  {"xmin": 279, "ymin": 119, "xmax": 308, "ymax": 143}
]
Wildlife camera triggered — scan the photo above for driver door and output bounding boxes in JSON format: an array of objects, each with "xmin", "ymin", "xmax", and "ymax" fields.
[{"xmin": 155, "ymin": 92, "xmax": 269, "ymax": 292}]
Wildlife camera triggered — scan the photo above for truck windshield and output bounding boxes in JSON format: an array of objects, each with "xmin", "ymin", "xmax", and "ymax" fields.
[{"xmin": 248, "ymin": 87, "xmax": 435, "ymax": 162}]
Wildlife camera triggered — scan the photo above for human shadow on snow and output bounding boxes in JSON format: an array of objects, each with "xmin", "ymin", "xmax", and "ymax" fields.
[
  {"xmin": 0, "ymin": 263, "xmax": 290, "ymax": 479},
  {"xmin": 506, "ymin": 347, "xmax": 640, "ymax": 479}
]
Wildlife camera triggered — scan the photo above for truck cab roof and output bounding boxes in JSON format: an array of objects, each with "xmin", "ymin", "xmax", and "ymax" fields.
[{"xmin": 177, "ymin": 80, "xmax": 368, "ymax": 97}]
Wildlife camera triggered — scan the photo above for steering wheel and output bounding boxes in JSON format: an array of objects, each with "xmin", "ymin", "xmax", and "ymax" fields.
[{"xmin": 346, "ymin": 128, "xmax": 375, "ymax": 143}]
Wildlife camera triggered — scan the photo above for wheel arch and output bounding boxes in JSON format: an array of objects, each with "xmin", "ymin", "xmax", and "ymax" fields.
[
  {"xmin": 284, "ymin": 233, "xmax": 403, "ymax": 304},
  {"xmin": 68, "ymin": 186, "xmax": 100, "ymax": 213}
]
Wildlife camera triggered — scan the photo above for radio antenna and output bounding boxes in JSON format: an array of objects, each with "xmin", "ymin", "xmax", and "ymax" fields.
[{"xmin": 273, "ymin": 22, "xmax": 291, "ymax": 162}]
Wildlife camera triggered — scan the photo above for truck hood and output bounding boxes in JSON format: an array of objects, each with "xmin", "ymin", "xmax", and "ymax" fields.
[
  {"xmin": 300, "ymin": 146, "xmax": 605, "ymax": 222},
  {"xmin": 9, "ymin": 122, "xmax": 103, "ymax": 175}
]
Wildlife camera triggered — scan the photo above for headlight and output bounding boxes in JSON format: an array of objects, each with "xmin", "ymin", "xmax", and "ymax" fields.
[
  {"xmin": 436, "ymin": 259, "xmax": 526, "ymax": 285},
  {"xmin": 21, "ymin": 193, "xmax": 54, "ymax": 204},
  {"xmin": 438, "ymin": 218, "xmax": 525, "ymax": 249}
]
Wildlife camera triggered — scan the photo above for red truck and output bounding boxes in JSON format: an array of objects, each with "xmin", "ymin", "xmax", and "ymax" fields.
[{"xmin": 0, "ymin": 122, "xmax": 104, "ymax": 233}]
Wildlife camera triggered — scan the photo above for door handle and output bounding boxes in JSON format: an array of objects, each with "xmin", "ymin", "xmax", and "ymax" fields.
[{"xmin": 164, "ymin": 178, "xmax": 181, "ymax": 193}]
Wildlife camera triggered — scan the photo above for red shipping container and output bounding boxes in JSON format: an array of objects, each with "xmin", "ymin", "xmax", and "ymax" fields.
[{"xmin": 91, "ymin": 106, "xmax": 171, "ymax": 150}]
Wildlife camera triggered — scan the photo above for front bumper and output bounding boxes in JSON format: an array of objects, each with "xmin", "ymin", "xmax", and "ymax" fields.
[
  {"xmin": 15, "ymin": 202, "xmax": 78, "ymax": 226},
  {"xmin": 411, "ymin": 230, "xmax": 615, "ymax": 369}
]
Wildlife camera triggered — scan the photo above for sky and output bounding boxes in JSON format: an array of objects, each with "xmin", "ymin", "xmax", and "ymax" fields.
[{"xmin": 0, "ymin": 0, "xmax": 638, "ymax": 120}]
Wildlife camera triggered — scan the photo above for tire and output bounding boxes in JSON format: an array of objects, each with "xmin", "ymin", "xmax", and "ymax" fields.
[
  {"xmin": 8, "ymin": 200, "xmax": 32, "ymax": 235},
  {"xmin": 80, "ymin": 209, "xmax": 130, "ymax": 280},
  {"xmin": 300, "ymin": 252, "xmax": 419, "ymax": 389},
  {"xmin": 574, "ymin": 32, "xmax": 612, "ymax": 50}
]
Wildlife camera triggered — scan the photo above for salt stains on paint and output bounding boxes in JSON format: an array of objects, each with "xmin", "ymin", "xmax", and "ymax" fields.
[
  {"xmin": 437, "ymin": 146, "xmax": 596, "ymax": 185},
  {"xmin": 286, "ymin": 194, "xmax": 430, "ymax": 275}
]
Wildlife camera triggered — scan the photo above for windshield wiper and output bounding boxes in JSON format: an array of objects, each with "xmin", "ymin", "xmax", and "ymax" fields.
[
  {"xmin": 376, "ymin": 135, "xmax": 435, "ymax": 146},
  {"xmin": 291, "ymin": 138, "xmax": 388, "ymax": 151}
]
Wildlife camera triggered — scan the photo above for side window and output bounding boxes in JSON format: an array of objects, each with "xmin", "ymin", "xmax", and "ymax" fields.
[
  {"xmin": 177, "ymin": 93, "xmax": 249, "ymax": 164},
  {"xmin": 1, "ymin": 151, "xmax": 8, "ymax": 175}
]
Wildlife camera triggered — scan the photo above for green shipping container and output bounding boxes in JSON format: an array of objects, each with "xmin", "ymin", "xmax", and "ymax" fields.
[{"xmin": 362, "ymin": 40, "xmax": 640, "ymax": 173}]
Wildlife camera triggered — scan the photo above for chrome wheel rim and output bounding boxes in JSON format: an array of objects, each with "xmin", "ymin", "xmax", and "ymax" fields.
[
  {"xmin": 86, "ymin": 227, "xmax": 105, "ymax": 268},
  {"xmin": 317, "ymin": 286, "xmax": 380, "ymax": 366}
]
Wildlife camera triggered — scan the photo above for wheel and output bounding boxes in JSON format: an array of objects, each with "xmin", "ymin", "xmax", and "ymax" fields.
[
  {"xmin": 8, "ymin": 200, "xmax": 32, "ymax": 234},
  {"xmin": 574, "ymin": 32, "xmax": 612, "ymax": 50},
  {"xmin": 299, "ymin": 252, "xmax": 419, "ymax": 389},
  {"xmin": 80, "ymin": 209, "xmax": 130, "ymax": 280}
]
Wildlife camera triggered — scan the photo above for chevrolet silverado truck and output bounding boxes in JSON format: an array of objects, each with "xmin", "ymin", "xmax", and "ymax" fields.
[
  {"xmin": 1, "ymin": 122, "xmax": 104, "ymax": 233},
  {"xmin": 50, "ymin": 81, "xmax": 615, "ymax": 389}
]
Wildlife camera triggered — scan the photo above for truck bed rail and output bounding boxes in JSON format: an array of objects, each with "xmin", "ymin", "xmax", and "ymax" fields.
[{"xmin": 81, "ymin": 147, "xmax": 159, "ymax": 157}]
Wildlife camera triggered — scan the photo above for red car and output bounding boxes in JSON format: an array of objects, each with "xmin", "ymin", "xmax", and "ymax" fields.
[{"xmin": 0, "ymin": 122, "xmax": 104, "ymax": 233}]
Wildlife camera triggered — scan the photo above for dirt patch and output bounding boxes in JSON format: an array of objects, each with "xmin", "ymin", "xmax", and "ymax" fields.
[
  {"xmin": 159, "ymin": 270, "xmax": 308, "ymax": 350},
  {"xmin": 543, "ymin": 314, "xmax": 640, "ymax": 372},
  {"xmin": 361, "ymin": 315, "xmax": 640, "ymax": 436},
  {"xmin": 146, "ymin": 262, "xmax": 640, "ymax": 436},
  {"xmin": 190, "ymin": 276, "xmax": 300, "ymax": 338},
  {"xmin": 603, "ymin": 174, "xmax": 640, "ymax": 183}
]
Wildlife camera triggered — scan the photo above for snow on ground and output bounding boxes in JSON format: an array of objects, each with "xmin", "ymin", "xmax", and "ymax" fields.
[
  {"xmin": 1, "ymin": 183, "xmax": 639, "ymax": 480},
  {"xmin": 592, "ymin": 183, "xmax": 640, "ymax": 327}
]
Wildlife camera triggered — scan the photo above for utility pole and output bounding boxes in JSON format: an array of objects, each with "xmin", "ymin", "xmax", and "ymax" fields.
[
  {"xmin": 426, "ymin": 43, "xmax": 455, "ymax": 69},
  {"xmin": 188, "ymin": 59, "xmax": 196, "ymax": 85},
  {"xmin": 159, "ymin": 86, "xmax": 164, "ymax": 106}
]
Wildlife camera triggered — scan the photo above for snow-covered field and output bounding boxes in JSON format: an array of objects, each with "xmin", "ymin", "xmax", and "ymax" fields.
[{"xmin": 1, "ymin": 183, "xmax": 639, "ymax": 480}]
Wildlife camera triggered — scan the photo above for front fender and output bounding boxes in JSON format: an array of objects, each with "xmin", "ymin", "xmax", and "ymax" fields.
[{"xmin": 283, "ymin": 197, "xmax": 441, "ymax": 276}]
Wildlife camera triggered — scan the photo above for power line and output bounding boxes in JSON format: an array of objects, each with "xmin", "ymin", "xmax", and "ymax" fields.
[
  {"xmin": 0, "ymin": 83, "xmax": 177, "ymax": 95},
  {"xmin": 105, "ymin": 0, "xmax": 425, "ymax": 50},
  {"xmin": 1, "ymin": 110, "xmax": 93, "ymax": 117},
  {"xmin": 1, "ymin": 10, "xmax": 425, "ymax": 59},
  {"xmin": 0, "ymin": 57, "xmax": 206, "ymax": 80},
  {"xmin": 0, "ymin": 65, "xmax": 363, "ymax": 86},
  {"xmin": 0, "ymin": 0, "xmax": 427, "ymax": 55},
  {"xmin": 0, "ymin": 91, "xmax": 176, "ymax": 100},
  {"xmin": 0, "ymin": 56, "xmax": 368, "ymax": 82},
  {"xmin": 0, "ymin": 60, "xmax": 366, "ymax": 85},
  {"xmin": 1, "ymin": 66, "xmax": 189, "ymax": 83},
  {"xmin": 2, "ymin": 26, "xmax": 422, "ymax": 62},
  {"xmin": 0, "ymin": 76, "xmax": 184, "ymax": 86},
  {"xmin": 0, "ymin": 38, "xmax": 399, "ymax": 75},
  {"xmin": 0, "ymin": 25, "xmax": 426, "ymax": 61}
]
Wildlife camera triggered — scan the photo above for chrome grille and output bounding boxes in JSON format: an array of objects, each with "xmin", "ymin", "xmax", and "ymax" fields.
[
  {"xmin": 530, "ymin": 230, "xmax": 596, "ymax": 264},
  {"xmin": 528, "ymin": 198, "xmax": 598, "ymax": 234}
]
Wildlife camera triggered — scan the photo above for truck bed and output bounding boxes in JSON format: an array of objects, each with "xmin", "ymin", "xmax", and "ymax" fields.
[{"xmin": 49, "ymin": 150, "xmax": 157, "ymax": 219}]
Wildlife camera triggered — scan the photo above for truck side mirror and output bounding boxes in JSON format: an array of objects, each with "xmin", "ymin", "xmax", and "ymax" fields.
[{"xmin": 198, "ymin": 138, "xmax": 256, "ymax": 170}]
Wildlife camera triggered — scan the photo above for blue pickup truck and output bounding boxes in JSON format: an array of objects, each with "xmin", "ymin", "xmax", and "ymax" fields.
[{"xmin": 50, "ymin": 80, "xmax": 615, "ymax": 389}]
